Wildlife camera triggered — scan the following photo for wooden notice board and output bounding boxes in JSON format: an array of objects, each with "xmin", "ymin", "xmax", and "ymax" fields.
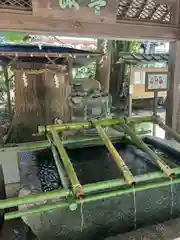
[{"xmin": 145, "ymin": 72, "xmax": 168, "ymax": 92}]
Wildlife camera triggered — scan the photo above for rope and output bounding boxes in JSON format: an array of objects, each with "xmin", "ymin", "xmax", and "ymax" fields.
[{"xmin": 19, "ymin": 68, "xmax": 65, "ymax": 75}]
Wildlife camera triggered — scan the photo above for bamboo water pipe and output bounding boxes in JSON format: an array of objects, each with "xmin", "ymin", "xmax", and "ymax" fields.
[
  {"xmin": 153, "ymin": 115, "xmax": 180, "ymax": 143},
  {"xmin": 95, "ymin": 124, "xmax": 135, "ymax": 186},
  {"xmin": 47, "ymin": 134, "xmax": 69, "ymax": 190},
  {"xmin": 0, "ymin": 189, "xmax": 69, "ymax": 209},
  {"xmin": 1, "ymin": 167, "xmax": 180, "ymax": 212},
  {"xmin": 38, "ymin": 116, "xmax": 153, "ymax": 133},
  {"xmin": 5, "ymin": 176, "xmax": 180, "ymax": 220},
  {"xmin": 119, "ymin": 120, "xmax": 174, "ymax": 178},
  {"xmin": 50, "ymin": 128, "xmax": 84, "ymax": 200}
]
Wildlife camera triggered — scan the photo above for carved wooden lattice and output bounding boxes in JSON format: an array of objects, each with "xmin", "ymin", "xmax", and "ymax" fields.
[
  {"xmin": 0, "ymin": 0, "xmax": 32, "ymax": 11},
  {"xmin": 117, "ymin": 0, "xmax": 172, "ymax": 23}
]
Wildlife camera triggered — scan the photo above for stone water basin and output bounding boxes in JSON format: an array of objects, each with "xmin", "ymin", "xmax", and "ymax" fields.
[{"xmin": 18, "ymin": 137, "xmax": 180, "ymax": 240}]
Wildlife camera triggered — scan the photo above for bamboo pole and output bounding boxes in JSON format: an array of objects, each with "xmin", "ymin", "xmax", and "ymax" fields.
[
  {"xmin": 38, "ymin": 116, "xmax": 153, "ymax": 133},
  {"xmin": 50, "ymin": 127, "xmax": 84, "ymax": 199},
  {"xmin": 123, "ymin": 115, "xmax": 153, "ymax": 125},
  {"xmin": 84, "ymin": 168, "xmax": 176, "ymax": 194},
  {"xmin": 47, "ymin": 134, "xmax": 69, "ymax": 190},
  {"xmin": 5, "ymin": 176, "xmax": 180, "ymax": 220},
  {"xmin": 0, "ymin": 141, "xmax": 50, "ymax": 152},
  {"xmin": 1, "ymin": 167, "xmax": 180, "ymax": 211},
  {"xmin": 0, "ymin": 132, "xmax": 149, "ymax": 153},
  {"xmin": 154, "ymin": 115, "xmax": 180, "ymax": 143},
  {"xmin": 95, "ymin": 124, "xmax": 135, "ymax": 186},
  {"xmin": 0, "ymin": 136, "xmax": 123, "ymax": 152},
  {"xmin": 5, "ymin": 202, "xmax": 69, "ymax": 220},
  {"xmin": 119, "ymin": 120, "xmax": 174, "ymax": 178},
  {"xmin": 157, "ymin": 154, "xmax": 179, "ymax": 168},
  {"xmin": 0, "ymin": 189, "xmax": 69, "ymax": 209},
  {"xmin": 82, "ymin": 178, "xmax": 180, "ymax": 204},
  {"xmin": 38, "ymin": 119, "xmax": 120, "ymax": 133}
]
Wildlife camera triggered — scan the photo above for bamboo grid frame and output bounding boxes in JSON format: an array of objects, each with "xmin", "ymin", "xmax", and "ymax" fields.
[{"xmin": 2, "ymin": 114, "xmax": 180, "ymax": 220}]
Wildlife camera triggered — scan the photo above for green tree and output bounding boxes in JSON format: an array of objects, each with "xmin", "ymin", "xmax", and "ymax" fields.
[
  {"xmin": 96, "ymin": 39, "xmax": 141, "ymax": 105},
  {"xmin": 109, "ymin": 40, "xmax": 131, "ymax": 105}
]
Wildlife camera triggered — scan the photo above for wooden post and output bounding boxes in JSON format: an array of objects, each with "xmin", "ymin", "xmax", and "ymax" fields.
[
  {"xmin": 152, "ymin": 91, "xmax": 158, "ymax": 136},
  {"xmin": 67, "ymin": 57, "xmax": 73, "ymax": 122},
  {"xmin": 166, "ymin": 40, "xmax": 180, "ymax": 133},
  {"xmin": 128, "ymin": 84, "xmax": 133, "ymax": 117}
]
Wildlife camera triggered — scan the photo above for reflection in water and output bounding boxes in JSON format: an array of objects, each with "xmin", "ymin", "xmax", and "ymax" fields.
[
  {"xmin": 170, "ymin": 179, "xmax": 174, "ymax": 217},
  {"xmin": 80, "ymin": 201, "xmax": 85, "ymax": 232},
  {"xmin": 133, "ymin": 187, "xmax": 137, "ymax": 230},
  {"xmin": 137, "ymin": 122, "xmax": 165, "ymax": 139}
]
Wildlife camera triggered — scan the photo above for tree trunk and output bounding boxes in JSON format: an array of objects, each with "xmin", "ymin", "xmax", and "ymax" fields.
[
  {"xmin": 95, "ymin": 40, "xmax": 111, "ymax": 92},
  {"xmin": 14, "ymin": 69, "xmax": 46, "ymax": 129},
  {"xmin": 3, "ymin": 67, "xmax": 12, "ymax": 121},
  {"xmin": 109, "ymin": 41, "xmax": 131, "ymax": 106},
  {"xmin": 7, "ymin": 62, "xmax": 71, "ymax": 143},
  {"xmin": 7, "ymin": 63, "xmax": 48, "ymax": 142}
]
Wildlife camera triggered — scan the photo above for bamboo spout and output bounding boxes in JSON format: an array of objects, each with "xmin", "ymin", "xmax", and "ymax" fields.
[
  {"xmin": 153, "ymin": 115, "xmax": 180, "ymax": 143},
  {"xmin": 95, "ymin": 124, "xmax": 135, "ymax": 186},
  {"xmin": 50, "ymin": 128, "xmax": 84, "ymax": 199},
  {"xmin": 119, "ymin": 120, "xmax": 174, "ymax": 179},
  {"xmin": 47, "ymin": 134, "xmax": 69, "ymax": 190}
]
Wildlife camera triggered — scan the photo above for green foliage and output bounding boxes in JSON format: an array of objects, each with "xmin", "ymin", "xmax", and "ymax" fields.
[
  {"xmin": 0, "ymin": 67, "xmax": 14, "ymax": 91},
  {"xmin": 74, "ymin": 61, "xmax": 96, "ymax": 80},
  {"xmin": 130, "ymin": 40, "xmax": 141, "ymax": 53},
  {"xmin": 3, "ymin": 32, "xmax": 25, "ymax": 43}
]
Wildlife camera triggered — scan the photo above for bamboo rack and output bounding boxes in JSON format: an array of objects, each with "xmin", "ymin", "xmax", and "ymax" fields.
[
  {"xmin": 1, "ymin": 114, "xmax": 180, "ymax": 221},
  {"xmin": 95, "ymin": 124, "xmax": 135, "ymax": 186}
]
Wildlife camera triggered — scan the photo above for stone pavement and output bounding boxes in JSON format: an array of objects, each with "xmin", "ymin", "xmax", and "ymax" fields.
[{"xmin": 106, "ymin": 218, "xmax": 180, "ymax": 240}]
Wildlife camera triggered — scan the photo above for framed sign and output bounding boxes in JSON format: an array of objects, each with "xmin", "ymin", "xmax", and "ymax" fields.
[
  {"xmin": 145, "ymin": 72, "xmax": 168, "ymax": 92},
  {"xmin": 35, "ymin": 0, "xmax": 116, "ymax": 24}
]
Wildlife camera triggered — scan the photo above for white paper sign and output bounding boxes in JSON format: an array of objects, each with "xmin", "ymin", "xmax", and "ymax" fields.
[{"xmin": 146, "ymin": 73, "xmax": 168, "ymax": 91}]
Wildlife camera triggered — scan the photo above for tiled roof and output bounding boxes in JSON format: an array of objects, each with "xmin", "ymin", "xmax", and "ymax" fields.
[
  {"xmin": 117, "ymin": 0, "xmax": 171, "ymax": 23},
  {"xmin": 117, "ymin": 52, "xmax": 169, "ymax": 64}
]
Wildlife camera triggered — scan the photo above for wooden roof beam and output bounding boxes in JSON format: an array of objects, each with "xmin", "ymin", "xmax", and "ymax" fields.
[{"xmin": 0, "ymin": 12, "xmax": 178, "ymax": 41}]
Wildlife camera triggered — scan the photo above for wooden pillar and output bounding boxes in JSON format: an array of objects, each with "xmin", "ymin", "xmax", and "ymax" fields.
[
  {"xmin": 67, "ymin": 57, "xmax": 73, "ymax": 84},
  {"xmin": 166, "ymin": 40, "xmax": 180, "ymax": 133},
  {"xmin": 67, "ymin": 57, "xmax": 73, "ymax": 122}
]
